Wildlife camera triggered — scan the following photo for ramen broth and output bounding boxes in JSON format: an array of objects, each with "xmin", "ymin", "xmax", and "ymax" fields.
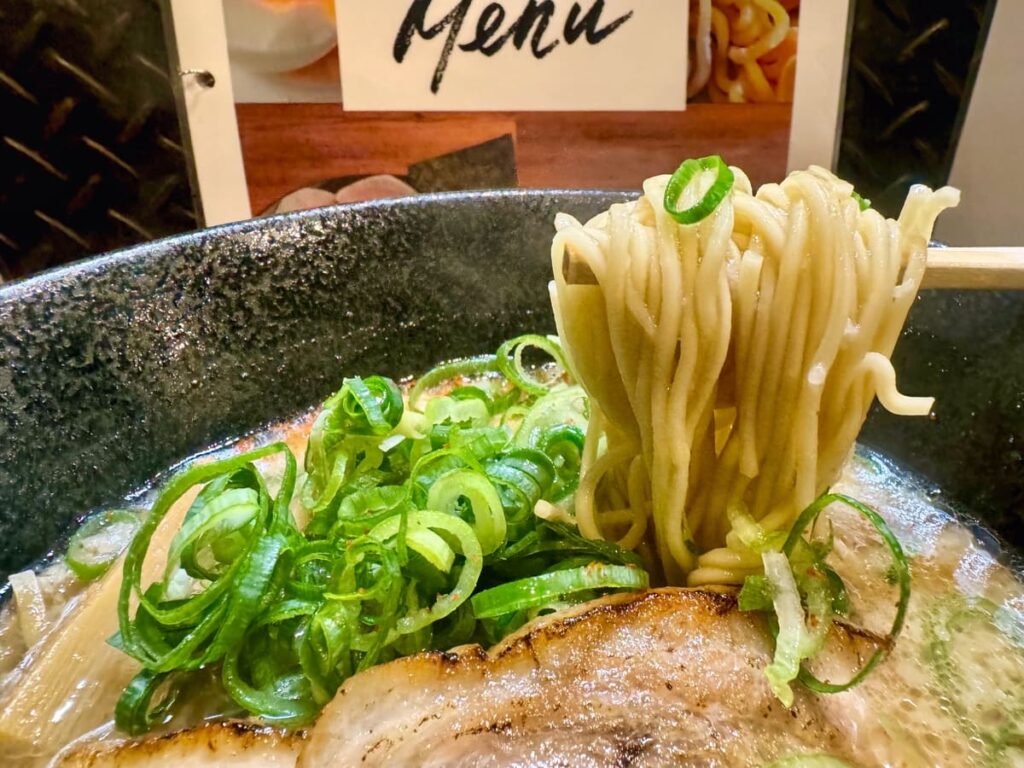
[{"xmin": 1, "ymin": 404, "xmax": 1023, "ymax": 767}]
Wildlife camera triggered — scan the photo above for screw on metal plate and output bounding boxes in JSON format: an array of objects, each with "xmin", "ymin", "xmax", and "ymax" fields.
[{"xmin": 178, "ymin": 69, "xmax": 216, "ymax": 88}]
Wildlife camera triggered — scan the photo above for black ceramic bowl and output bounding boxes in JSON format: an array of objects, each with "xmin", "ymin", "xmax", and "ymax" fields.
[{"xmin": 0, "ymin": 191, "xmax": 1022, "ymax": 579}]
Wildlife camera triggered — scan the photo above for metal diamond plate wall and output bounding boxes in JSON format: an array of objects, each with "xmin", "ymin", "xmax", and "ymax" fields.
[
  {"xmin": 838, "ymin": 0, "xmax": 997, "ymax": 217},
  {"xmin": 0, "ymin": 0, "xmax": 197, "ymax": 280}
]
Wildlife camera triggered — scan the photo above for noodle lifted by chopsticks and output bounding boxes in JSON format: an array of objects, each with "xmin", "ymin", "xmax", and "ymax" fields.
[{"xmin": 550, "ymin": 164, "xmax": 959, "ymax": 585}]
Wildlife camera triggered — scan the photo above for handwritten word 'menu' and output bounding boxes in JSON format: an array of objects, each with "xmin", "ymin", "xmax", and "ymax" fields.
[{"xmin": 394, "ymin": 0, "xmax": 635, "ymax": 93}]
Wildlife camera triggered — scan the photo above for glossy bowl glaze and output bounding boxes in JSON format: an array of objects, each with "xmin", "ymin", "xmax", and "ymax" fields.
[{"xmin": 0, "ymin": 191, "xmax": 1021, "ymax": 578}]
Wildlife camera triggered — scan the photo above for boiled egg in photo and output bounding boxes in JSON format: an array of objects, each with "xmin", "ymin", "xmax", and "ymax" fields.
[{"xmin": 224, "ymin": 0, "xmax": 338, "ymax": 74}]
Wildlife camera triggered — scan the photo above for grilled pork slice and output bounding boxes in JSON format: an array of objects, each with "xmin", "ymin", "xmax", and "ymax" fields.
[
  {"xmin": 299, "ymin": 588, "xmax": 874, "ymax": 767},
  {"xmin": 57, "ymin": 721, "xmax": 303, "ymax": 767}
]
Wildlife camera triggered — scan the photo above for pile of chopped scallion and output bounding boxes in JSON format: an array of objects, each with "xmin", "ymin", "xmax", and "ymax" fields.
[{"xmin": 108, "ymin": 335, "xmax": 648, "ymax": 734}]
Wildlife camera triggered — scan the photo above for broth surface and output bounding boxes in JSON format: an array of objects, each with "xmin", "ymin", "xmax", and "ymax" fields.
[{"xmin": 1, "ymin": 410, "xmax": 1022, "ymax": 767}]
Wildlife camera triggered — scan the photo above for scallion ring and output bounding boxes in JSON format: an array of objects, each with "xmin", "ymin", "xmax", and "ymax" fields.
[
  {"xmin": 65, "ymin": 509, "xmax": 141, "ymax": 581},
  {"xmin": 222, "ymin": 637, "xmax": 320, "ymax": 725},
  {"xmin": 471, "ymin": 563, "xmax": 648, "ymax": 619},
  {"xmin": 784, "ymin": 493, "xmax": 911, "ymax": 694},
  {"xmin": 198, "ymin": 532, "xmax": 289, "ymax": 665},
  {"xmin": 663, "ymin": 155, "xmax": 735, "ymax": 225},
  {"xmin": 369, "ymin": 511, "xmax": 483, "ymax": 637},
  {"xmin": 496, "ymin": 335, "xmax": 569, "ymax": 397},
  {"xmin": 333, "ymin": 376, "xmax": 404, "ymax": 436},
  {"xmin": 409, "ymin": 355, "xmax": 499, "ymax": 411},
  {"xmin": 114, "ymin": 669, "xmax": 182, "ymax": 736},
  {"xmin": 426, "ymin": 469, "xmax": 507, "ymax": 555}
]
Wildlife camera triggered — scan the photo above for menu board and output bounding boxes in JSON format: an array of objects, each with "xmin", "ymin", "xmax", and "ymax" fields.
[{"xmin": 215, "ymin": 0, "xmax": 805, "ymax": 216}]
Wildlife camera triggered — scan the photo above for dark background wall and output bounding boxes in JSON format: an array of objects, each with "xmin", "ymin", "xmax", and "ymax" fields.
[
  {"xmin": 0, "ymin": 0, "xmax": 198, "ymax": 280},
  {"xmin": 838, "ymin": 0, "xmax": 998, "ymax": 216}
]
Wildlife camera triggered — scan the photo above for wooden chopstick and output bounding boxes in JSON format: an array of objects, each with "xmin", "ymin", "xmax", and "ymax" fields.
[
  {"xmin": 919, "ymin": 247, "xmax": 1024, "ymax": 290},
  {"xmin": 561, "ymin": 247, "xmax": 1024, "ymax": 291}
]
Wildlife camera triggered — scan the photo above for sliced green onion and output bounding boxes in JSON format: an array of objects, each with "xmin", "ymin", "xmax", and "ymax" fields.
[
  {"xmin": 424, "ymin": 395, "xmax": 491, "ymax": 449},
  {"xmin": 301, "ymin": 377, "xmax": 400, "ymax": 513},
  {"xmin": 728, "ymin": 504, "xmax": 785, "ymax": 555},
  {"xmin": 737, "ymin": 574, "xmax": 774, "ymax": 612},
  {"xmin": 488, "ymin": 522, "xmax": 642, "ymax": 573},
  {"xmin": 303, "ymin": 437, "xmax": 387, "ymax": 520},
  {"xmin": 490, "ymin": 385, "xmax": 525, "ymax": 415},
  {"xmin": 332, "ymin": 376, "xmax": 404, "ymax": 436},
  {"xmin": 409, "ymin": 355, "xmax": 499, "ymax": 410},
  {"xmin": 410, "ymin": 447, "xmax": 479, "ymax": 503},
  {"xmin": 427, "ymin": 469, "xmax": 507, "ymax": 555},
  {"xmin": 308, "ymin": 599, "xmax": 357, "ymax": 682},
  {"xmin": 423, "ymin": 395, "xmax": 490, "ymax": 429},
  {"xmin": 664, "ymin": 155, "xmax": 735, "ymax": 225},
  {"xmin": 65, "ymin": 509, "xmax": 141, "ymax": 581},
  {"xmin": 537, "ymin": 423, "xmax": 584, "ymax": 459},
  {"xmin": 514, "ymin": 386, "xmax": 585, "ymax": 442},
  {"xmin": 404, "ymin": 528, "xmax": 456, "ymax": 573},
  {"xmin": 485, "ymin": 449, "xmax": 556, "ymax": 506},
  {"xmin": 302, "ymin": 449, "xmax": 351, "ymax": 516},
  {"xmin": 255, "ymin": 598, "xmax": 318, "ymax": 627},
  {"xmin": 325, "ymin": 537, "xmax": 402, "ymax": 606},
  {"xmin": 449, "ymin": 385, "xmax": 492, "ymax": 411},
  {"xmin": 447, "ymin": 426, "xmax": 511, "ymax": 461},
  {"xmin": 851, "ymin": 191, "xmax": 871, "ymax": 211},
  {"xmin": 168, "ymin": 485, "xmax": 261, "ymax": 582},
  {"xmin": 471, "ymin": 563, "xmax": 648, "ymax": 619},
  {"xmin": 331, "ymin": 485, "xmax": 410, "ymax": 537},
  {"xmin": 536, "ymin": 423, "xmax": 585, "ymax": 501},
  {"xmin": 288, "ymin": 541, "xmax": 335, "ymax": 599},
  {"xmin": 495, "ymin": 335, "xmax": 569, "ymax": 397},
  {"xmin": 198, "ymin": 532, "xmax": 289, "ymax": 665},
  {"xmin": 787, "ymin": 493, "xmax": 910, "ymax": 694},
  {"xmin": 370, "ymin": 511, "xmax": 483, "ymax": 636},
  {"xmin": 743, "ymin": 492, "xmax": 912, "ymax": 706},
  {"xmin": 761, "ymin": 551, "xmax": 806, "ymax": 707},
  {"xmin": 270, "ymin": 446, "xmax": 299, "ymax": 535},
  {"xmin": 222, "ymin": 637, "xmax": 319, "ymax": 725},
  {"xmin": 115, "ymin": 669, "xmax": 182, "ymax": 736}
]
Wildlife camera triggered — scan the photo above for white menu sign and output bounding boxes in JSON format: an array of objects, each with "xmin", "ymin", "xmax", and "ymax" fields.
[{"xmin": 335, "ymin": 0, "xmax": 688, "ymax": 111}]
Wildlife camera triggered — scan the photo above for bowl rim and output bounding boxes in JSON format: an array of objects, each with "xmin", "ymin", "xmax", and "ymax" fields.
[{"xmin": 0, "ymin": 188, "xmax": 629, "ymax": 302}]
